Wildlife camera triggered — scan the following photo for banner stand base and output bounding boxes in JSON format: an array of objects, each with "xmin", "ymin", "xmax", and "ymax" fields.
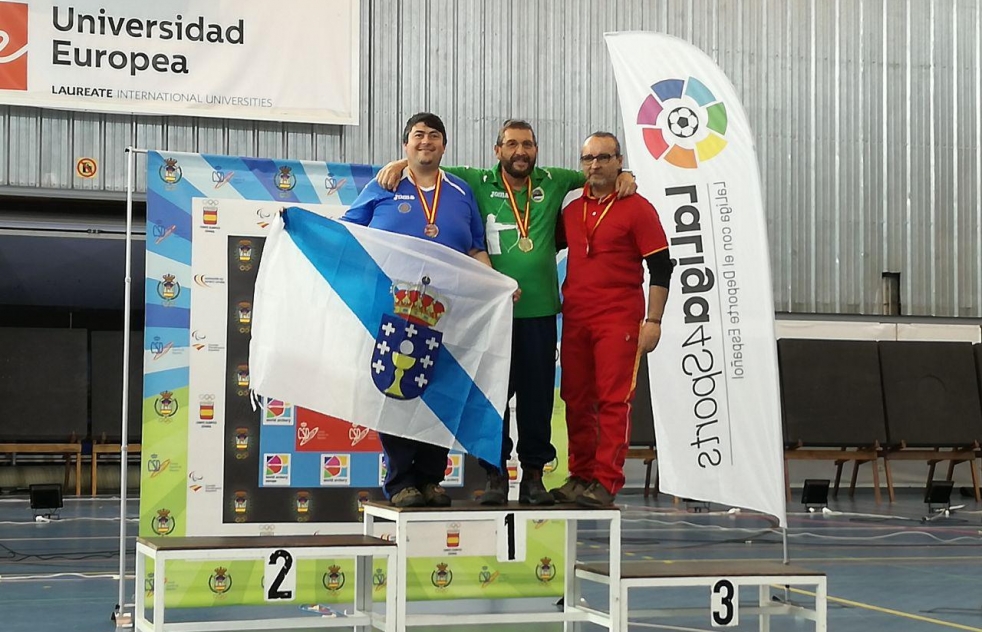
[{"xmin": 113, "ymin": 605, "xmax": 134, "ymax": 629}]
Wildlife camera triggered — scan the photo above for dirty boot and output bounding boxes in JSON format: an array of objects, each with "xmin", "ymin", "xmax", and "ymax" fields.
[
  {"xmin": 480, "ymin": 469, "xmax": 509, "ymax": 505},
  {"xmin": 520, "ymin": 468, "xmax": 555, "ymax": 506}
]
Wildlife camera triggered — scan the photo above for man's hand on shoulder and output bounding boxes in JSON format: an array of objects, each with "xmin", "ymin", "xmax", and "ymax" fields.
[
  {"xmin": 615, "ymin": 170, "xmax": 637, "ymax": 199},
  {"xmin": 376, "ymin": 159, "xmax": 409, "ymax": 191}
]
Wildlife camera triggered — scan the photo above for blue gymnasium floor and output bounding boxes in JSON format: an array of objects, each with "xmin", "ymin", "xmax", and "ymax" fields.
[{"xmin": 3, "ymin": 490, "xmax": 982, "ymax": 631}]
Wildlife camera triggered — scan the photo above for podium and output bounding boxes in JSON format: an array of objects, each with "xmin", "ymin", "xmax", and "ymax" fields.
[
  {"xmin": 135, "ymin": 535, "xmax": 398, "ymax": 632},
  {"xmin": 362, "ymin": 501, "xmax": 622, "ymax": 631}
]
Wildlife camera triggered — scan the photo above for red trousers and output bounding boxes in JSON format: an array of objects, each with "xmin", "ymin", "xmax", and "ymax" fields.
[{"xmin": 560, "ymin": 318, "xmax": 642, "ymax": 495}]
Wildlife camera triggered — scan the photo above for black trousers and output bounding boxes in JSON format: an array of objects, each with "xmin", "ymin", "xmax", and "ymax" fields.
[
  {"xmin": 380, "ymin": 433, "xmax": 449, "ymax": 498},
  {"xmin": 480, "ymin": 315, "xmax": 559, "ymax": 473}
]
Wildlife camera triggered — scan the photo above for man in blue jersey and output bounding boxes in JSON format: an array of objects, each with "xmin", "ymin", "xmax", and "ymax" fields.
[{"xmin": 341, "ymin": 112, "xmax": 491, "ymax": 508}]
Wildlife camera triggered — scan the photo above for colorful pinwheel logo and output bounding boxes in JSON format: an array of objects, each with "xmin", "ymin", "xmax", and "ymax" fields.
[{"xmin": 637, "ymin": 76, "xmax": 728, "ymax": 169}]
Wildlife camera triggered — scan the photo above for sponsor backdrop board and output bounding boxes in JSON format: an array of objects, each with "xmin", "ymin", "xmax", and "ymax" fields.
[
  {"xmin": 140, "ymin": 151, "xmax": 567, "ymax": 606},
  {"xmin": 0, "ymin": 0, "xmax": 358, "ymax": 124}
]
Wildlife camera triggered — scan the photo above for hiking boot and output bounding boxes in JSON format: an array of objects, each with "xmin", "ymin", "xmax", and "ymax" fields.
[
  {"xmin": 519, "ymin": 468, "xmax": 555, "ymax": 506},
  {"xmin": 576, "ymin": 480, "xmax": 616, "ymax": 508},
  {"xmin": 391, "ymin": 486, "xmax": 426, "ymax": 508},
  {"xmin": 420, "ymin": 483, "xmax": 452, "ymax": 507},
  {"xmin": 550, "ymin": 476, "xmax": 591, "ymax": 503},
  {"xmin": 480, "ymin": 470, "xmax": 509, "ymax": 505}
]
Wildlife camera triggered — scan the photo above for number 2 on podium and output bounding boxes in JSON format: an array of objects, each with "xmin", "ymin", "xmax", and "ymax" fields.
[{"xmin": 265, "ymin": 549, "xmax": 296, "ymax": 601}]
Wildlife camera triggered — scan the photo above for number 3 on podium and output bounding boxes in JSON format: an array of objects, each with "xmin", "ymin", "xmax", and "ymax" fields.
[{"xmin": 711, "ymin": 578, "xmax": 738, "ymax": 627}]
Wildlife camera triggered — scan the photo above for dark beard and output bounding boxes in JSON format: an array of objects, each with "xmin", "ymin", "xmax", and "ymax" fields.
[{"xmin": 502, "ymin": 157, "xmax": 534, "ymax": 179}]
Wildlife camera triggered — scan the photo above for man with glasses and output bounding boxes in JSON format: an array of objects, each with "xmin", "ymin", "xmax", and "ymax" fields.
[
  {"xmin": 376, "ymin": 120, "xmax": 635, "ymax": 506},
  {"xmin": 551, "ymin": 131, "xmax": 673, "ymax": 507}
]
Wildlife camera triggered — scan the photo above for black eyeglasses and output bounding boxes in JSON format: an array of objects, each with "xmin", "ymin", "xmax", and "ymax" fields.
[
  {"xmin": 501, "ymin": 140, "xmax": 536, "ymax": 150},
  {"xmin": 580, "ymin": 153, "xmax": 619, "ymax": 165}
]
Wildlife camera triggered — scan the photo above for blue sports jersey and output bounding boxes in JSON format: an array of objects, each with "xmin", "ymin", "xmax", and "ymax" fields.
[{"xmin": 341, "ymin": 170, "xmax": 486, "ymax": 255}]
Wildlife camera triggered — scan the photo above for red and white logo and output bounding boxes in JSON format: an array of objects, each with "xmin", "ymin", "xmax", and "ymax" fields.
[{"xmin": 0, "ymin": 2, "xmax": 28, "ymax": 91}]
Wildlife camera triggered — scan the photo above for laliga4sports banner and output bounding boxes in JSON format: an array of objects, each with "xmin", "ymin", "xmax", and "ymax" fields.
[
  {"xmin": 0, "ymin": 0, "xmax": 358, "ymax": 124},
  {"xmin": 605, "ymin": 32, "xmax": 787, "ymax": 527}
]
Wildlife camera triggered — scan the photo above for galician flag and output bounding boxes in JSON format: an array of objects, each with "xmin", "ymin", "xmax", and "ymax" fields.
[{"xmin": 249, "ymin": 207, "xmax": 517, "ymax": 465}]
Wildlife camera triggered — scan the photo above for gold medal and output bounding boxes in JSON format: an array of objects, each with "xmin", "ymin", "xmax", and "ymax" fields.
[
  {"xmin": 424, "ymin": 223, "xmax": 440, "ymax": 238},
  {"xmin": 502, "ymin": 172, "xmax": 534, "ymax": 253}
]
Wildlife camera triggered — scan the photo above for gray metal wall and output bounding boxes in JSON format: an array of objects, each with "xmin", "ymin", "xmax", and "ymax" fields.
[{"xmin": 0, "ymin": 0, "xmax": 980, "ymax": 317}]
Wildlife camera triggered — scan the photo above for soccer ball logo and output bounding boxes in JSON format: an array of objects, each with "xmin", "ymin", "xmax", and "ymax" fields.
[
  {"xmin": 667, "ymin": 106, "xmax": 699, "ymax": 138},
  {"xmin": 637, "ymin": 76, "xmax": 728, "ymax": 169}
]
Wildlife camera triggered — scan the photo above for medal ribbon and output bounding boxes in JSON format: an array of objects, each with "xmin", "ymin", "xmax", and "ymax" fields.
[
  {"xmin": 502, "ymin": 174, "xmax": 532, "ymax": 241},
  {"xmin": 582, "ymin": 186, "xmax": 616, "ymax": 255},
  {"xmin": 409, "ymin": 169, "xmax": 443, "ymax": 226}
]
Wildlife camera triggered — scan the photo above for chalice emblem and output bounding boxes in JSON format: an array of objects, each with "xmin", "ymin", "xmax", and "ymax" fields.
[{"xmin": 371, "ymin": 276, "xmax": 448, "ymax": 401}]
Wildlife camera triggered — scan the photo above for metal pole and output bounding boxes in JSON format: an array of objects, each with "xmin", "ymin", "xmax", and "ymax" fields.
[
  {"xmin": 781, "ymin": 526, "xmax": 792, "ymax": 604},
  {"xmin": 116, "ymin": 146, "xmax": 137, "ymax": 619},
  {"xmin": 782, "ymin": 526, "xmax": 789, "ymax": 564}
]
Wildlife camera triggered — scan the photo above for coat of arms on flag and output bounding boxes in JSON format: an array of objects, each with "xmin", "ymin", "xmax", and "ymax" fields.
[{"xmin": 371, "ymin": 277, "xmax": 448, "ymax": 400}]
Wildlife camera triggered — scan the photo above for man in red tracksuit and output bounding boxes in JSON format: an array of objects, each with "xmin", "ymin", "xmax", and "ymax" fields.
[{"xmin": 552, "ymin": 131, "xmax": 673, "ymax": 507}]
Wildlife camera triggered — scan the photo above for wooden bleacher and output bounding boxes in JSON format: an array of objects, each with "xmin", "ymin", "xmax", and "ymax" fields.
[
  {"xmin": 778, "ymin": 339, "xmax": 887, "ymax": 503},
  {"xmin": 89, "ymin": 330, "xmax": 144, "ymax": 495},
  {"xmin": 977, "ymin": 342, "xmax": 982, "ymax": 460},
  {"xmin": 0, "ymin": 327, "xmax": 88, "ymax": 496},
  {"xmin": 0, "ymin": 438, "xmax": 83, "ymax": 497},
  {"xmin": 877, "ymin": 341, "xmax": 982, "ymax": 502}
]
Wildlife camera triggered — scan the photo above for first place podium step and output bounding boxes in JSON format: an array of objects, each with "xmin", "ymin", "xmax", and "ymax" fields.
[{"xmin": 361, "ymin": 500, "xmax": 623, "ymax": 631}]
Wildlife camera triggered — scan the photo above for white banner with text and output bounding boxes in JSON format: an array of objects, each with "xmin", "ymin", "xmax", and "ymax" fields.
[
  {"xmin": 606, "ymin": 31, "xmax": 787, "ymax": 526},
  {"xmin": 0, "ymin": 0, "xmax": 358, "ymax": 124}
]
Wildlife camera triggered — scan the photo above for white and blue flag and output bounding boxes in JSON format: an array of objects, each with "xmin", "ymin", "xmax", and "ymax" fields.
[{"xmin": 249, "ymin": 207, "xmax": 517, "ymax": 465}]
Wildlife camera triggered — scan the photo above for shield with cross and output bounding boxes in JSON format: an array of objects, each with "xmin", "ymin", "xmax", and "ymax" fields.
[{"xmin": 370, "ymin": 313, "xmax": 443, "ymax": 400}]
